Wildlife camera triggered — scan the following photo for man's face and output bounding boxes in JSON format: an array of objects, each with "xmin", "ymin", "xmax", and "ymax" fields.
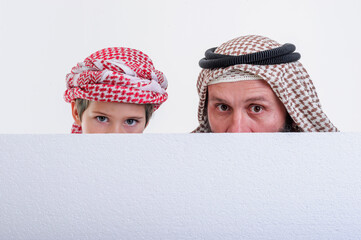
[
  {"xmin": 207, "ymin": 80, "xmax": 287, "ymax": 133},
  {"xmin": 72, "ymin": 101, "xmax": 147, "ymax": 133}
]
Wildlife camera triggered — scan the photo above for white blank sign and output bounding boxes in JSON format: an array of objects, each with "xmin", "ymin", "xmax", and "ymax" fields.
[{"xmin": 1, "ymin": 133, "xmax": 361, "ymax": 239}]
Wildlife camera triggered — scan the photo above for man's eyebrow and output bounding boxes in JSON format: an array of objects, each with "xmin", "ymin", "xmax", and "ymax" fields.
[
  {"xmin": 209, "ymin": 96, "xmax": 268, "ymax": 103},
  {"xmin": 245, "ymin": 97, "xmax": 268, "ymax": 103},
  {"xmin": 208, "ymin": 97, "xmax": 229, "ymax": 103}
]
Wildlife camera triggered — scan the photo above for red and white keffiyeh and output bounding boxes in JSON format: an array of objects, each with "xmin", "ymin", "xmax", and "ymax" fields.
[
  {"xmin": 64, "ymin": 47, "xmax": 168, "ymax": 133},
  {"xmin": 194, "ymin": 35, "xmax": 338, "ymax": 132}
]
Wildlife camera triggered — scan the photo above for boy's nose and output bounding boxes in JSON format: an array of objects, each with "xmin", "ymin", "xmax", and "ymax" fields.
[
  {"xmin": 227, "ymin": 112, "xmax": 252, "ymax": 133},
  {"xmin": 110, "ymin": 124, "xmax": 125, "ymax": 134}
]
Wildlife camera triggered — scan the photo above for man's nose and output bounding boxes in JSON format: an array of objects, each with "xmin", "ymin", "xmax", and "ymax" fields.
[{"xmin": 227, "ymin": 112, "xmax": 252, "ymax": 133}]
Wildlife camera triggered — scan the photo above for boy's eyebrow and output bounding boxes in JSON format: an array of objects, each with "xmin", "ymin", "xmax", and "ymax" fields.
[
  {"xmin": 92, "ymin": 111, "xmax": 145, "ymax": 119},
  {"xmin": 93, "ymin": 111, "xmax": 110, "ymax": 116},
  {"xmin": 126, "ymin": 116, "xmax": 144, "ymax": 119}
]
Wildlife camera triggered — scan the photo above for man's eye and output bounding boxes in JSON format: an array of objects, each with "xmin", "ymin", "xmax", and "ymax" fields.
[
  {"xmin": 250, "ymin": 105, "xmax": 263, "ymax": 113},
  {"xmin": 96, "ymin": 116, "xmax": 109, "ymax": 123},
  {"xmin": 125, "ymin": 119, "xmax": 138, "ymax": 126},
  {"xmin": 216, "ymin": 104, "xmax": 230, "ymax": 112}
]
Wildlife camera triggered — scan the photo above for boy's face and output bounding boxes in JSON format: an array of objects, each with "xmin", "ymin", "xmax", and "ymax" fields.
[{"xmin": 72, "ymin": 101, "xmax": 147, "ymax": 133}]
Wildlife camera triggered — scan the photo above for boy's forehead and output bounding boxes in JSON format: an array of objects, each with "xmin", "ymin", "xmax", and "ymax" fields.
[{"xmin": 88, "ymin": 101, "xmax": 145, "ymax": 110}]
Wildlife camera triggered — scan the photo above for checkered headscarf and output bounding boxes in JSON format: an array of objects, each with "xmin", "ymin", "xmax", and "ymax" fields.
[
  {"xmin": 64, "ymin": 47, "xmax": 168, "ymax": 133},
  {"xmin": 194, "ymin": 35, "xmax": 338, "ymax": 132}
]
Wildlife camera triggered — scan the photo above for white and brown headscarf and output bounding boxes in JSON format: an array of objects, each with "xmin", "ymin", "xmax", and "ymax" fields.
[{"xmin": 194, "ymin": 35, "xmax": 338, "ymax": 132}]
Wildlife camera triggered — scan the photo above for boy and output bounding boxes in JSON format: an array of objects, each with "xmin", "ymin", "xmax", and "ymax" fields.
[{"xmin": 64, "ymin": 47, "xmax": 168, "ymax": 133}]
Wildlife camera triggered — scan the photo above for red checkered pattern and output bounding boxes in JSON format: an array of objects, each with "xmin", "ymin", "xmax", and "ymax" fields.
[
  {"xmin": 64, "ymin": 47, "xmax": 168, "ymax": 133},
  {"xmin": 194, "ymin": 35, "xmax": 338, "ymax": 133}
]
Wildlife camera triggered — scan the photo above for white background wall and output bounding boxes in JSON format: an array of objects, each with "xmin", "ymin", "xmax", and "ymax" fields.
[
  {"xmin": 1, "ymin": 133, "xmax": 361, "ymax": 239},
  {"xmin": 0, "ymin": 0, "xmax": 360, "ymax": 133}
]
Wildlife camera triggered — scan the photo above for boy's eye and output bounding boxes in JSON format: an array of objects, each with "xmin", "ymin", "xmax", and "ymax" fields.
[
  {"xmin": 250, "ymin": 105, "xmax": 264, "ymax": 113},
  {"xmin": 125, "ymin": 119, "xmax": 138, "ymax": 126},
  {"xmin": 96, "ymin": 116, "xmax": 109, "ymax": 123},
  {"xmin": 216, "ymin": 104, "xmax": 230, "ymax": 112}
]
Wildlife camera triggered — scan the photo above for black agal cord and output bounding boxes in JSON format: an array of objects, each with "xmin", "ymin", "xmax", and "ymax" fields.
[{"xmin": 199, "ymin": 43, "xmax": 301, "ymax": 69}]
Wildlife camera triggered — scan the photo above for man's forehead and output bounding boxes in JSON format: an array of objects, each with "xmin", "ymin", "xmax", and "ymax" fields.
[
  {"xmin": 208, "ymin": 80, "xmax": 273, "ymax": 94},
  {"xmin": 207, "ymin": 80, "xmax": 278, "ymax": 102}
]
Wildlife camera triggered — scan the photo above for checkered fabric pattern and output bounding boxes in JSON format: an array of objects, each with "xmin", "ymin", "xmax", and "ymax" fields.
[
  {"xmin": 64, "ymin": 47, "xmax": 168, "ymax": 133},
  {"xmin": 194, "ymin": 35, "xmax": 338, "ymax": 132}
]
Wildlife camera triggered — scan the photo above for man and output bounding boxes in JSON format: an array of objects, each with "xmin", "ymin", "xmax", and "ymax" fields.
[{"xmin": 193, "ymin": 35, "xmax": 337, "ymax": 133}]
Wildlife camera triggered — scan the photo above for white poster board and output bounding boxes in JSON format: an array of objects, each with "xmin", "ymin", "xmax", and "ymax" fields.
[{"xmin": 1, "ymin": 133, "xmax": 361, "ymax": 239}]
